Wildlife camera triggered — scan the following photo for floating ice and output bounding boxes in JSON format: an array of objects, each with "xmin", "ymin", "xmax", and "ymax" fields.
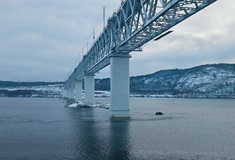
[
  {"xmin": 66, "ymin": 103, "xmax": 78, "ymax": 108},
  {"xmin": 65, "ymin": 100, "xmax": 110, "ymax": 109}
]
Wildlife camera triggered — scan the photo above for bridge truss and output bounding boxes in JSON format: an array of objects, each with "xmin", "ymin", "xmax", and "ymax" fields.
[{"xmin": 65, "ymin": 0, "xmax": 216, "ymax": 88}]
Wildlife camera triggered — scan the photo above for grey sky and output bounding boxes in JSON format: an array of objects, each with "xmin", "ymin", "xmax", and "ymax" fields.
[{"xmin": 0, "ymin": 0, "xmax": 234, "ymax": 81}]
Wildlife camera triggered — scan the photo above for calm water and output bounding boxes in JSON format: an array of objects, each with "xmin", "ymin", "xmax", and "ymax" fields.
[{"xmin": 0, "ymin": 97, "xmax": 235, "ymax": 160}]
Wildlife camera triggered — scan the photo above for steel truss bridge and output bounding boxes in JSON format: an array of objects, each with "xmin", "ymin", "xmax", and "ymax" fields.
[{"xmin": 64, "ymin": 0, "xmax": 217, "ymax": 117}]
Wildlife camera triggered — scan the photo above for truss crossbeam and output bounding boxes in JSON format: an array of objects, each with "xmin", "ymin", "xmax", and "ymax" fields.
[{"xmin": 64, "ymin": 0, "xmax": 216, "ymax": 88}]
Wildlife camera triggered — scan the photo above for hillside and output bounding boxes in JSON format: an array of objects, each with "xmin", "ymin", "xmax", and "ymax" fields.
[
  {"xmin": 1, "ymin": 64, "xmax": 235, "ymax": 98},
  {"xmin": 0, "ymin": 81, "xmax": 63, "ymax": 98},
  {"xmin": 96, "ymin": 64, "xmax": 235, "ymax": 98},
  {"xmin": 0, "ymin": 81, "xmax": 63, "ymax": 87}
]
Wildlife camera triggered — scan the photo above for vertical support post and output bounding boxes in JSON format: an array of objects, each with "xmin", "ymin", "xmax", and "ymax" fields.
[
  {"xmin": 62, "ymin": 88, "xmax": 67, "ymax": 98},
  {"xmin": 65, "ymin": 89, "xmax": 69, "ymax": 98},
  {"xmin": 84, "ymin": 74, "xmax": 95, "ymax": 105},
  {"xmin": 69, "ymin": 86, "xmax": 75, "ymax": 99},
  {"xmin": 110, "ymin": 54, "xmax": 131, "ymax": 118},
  {"xmin": 75, "ymin": 80, "xmax": 83, "ymax": 102}
]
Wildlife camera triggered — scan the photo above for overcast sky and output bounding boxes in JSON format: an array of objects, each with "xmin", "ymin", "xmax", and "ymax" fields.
[{"xmin": 0, "ymin": 0, "xmax": 234, "ymax": 82}]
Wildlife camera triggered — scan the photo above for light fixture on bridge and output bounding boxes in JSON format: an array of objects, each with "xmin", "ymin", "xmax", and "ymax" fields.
[{"xmin": 154, "ymin": 30, "xmax": 173, "ymax": 41}]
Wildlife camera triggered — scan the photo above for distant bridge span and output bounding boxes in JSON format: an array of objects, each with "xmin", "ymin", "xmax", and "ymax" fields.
[{"xmin": 64, "ymin": 0, "xmax": 217, "ymax": 117}]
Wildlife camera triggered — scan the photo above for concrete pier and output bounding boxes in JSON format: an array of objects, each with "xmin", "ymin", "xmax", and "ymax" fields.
[
  {"xmin": 110, "ymin": 54, "xmax": 131, "ymax": 118},
  {"xmin": 84, "ymin": 74, "xmax": 95, "ymax": 105},
  {"xmin": 75, "ymin": 80, "xmax": 83, "ymax": 102},
  {"xmin": 68, "ymin": 86, "xmax": 74, "ymax": 99}
]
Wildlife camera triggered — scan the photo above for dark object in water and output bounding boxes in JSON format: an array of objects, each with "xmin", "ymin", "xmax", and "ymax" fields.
[{"xmin": 155, "ymin": 112, "xmax": 164, "ymax": 115}]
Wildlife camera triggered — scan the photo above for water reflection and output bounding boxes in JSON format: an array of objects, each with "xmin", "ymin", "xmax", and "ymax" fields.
[
  {"xmin": 109, "ymin": 118, "xmax": 131, "ymax": 160},
  {"xmin": 68, "ymin": 108, "xmax": 131, "ymax": 160}
]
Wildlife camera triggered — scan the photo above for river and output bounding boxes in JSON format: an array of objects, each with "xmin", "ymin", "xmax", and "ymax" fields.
[{"xmin": 0, "ymin": 97, "xmax": 234, "ymax": 159}]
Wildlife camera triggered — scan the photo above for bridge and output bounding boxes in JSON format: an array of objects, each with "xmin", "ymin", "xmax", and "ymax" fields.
[{"xmin": 63, "ymin": 0, "xmax": 217, "ymax": 117}]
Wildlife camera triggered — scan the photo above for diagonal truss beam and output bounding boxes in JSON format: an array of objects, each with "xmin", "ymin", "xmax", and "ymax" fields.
[{"xmin": 65, "ymin": 0, "xmax": 217, "ymax": 88}]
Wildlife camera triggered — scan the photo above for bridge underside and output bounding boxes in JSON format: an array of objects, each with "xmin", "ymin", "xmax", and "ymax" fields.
[{"xmin": 64, "ymin": 0, "xmax": 217, "ymax": 117}]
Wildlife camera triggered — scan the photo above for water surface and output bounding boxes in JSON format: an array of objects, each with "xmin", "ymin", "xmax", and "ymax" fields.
[{"xmin": 0, "ymin": 97, "xmax": 234, "ymax": 159}]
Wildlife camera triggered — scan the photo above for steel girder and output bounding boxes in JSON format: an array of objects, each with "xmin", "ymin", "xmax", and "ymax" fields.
[{"xmin": 64, "ymin": 0, "xmax": 216, "ymax": 88}]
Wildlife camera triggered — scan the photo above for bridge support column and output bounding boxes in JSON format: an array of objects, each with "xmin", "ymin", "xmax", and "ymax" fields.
[
  {"xmin": 64, "ymin": 88, "xmax": 69, "ymax": 98},
  {"xmin": 69, "ymin": 86, "xmax": 75, "ymax": 99},
  {"xmin": 110, "ymin": 54, "xmax": 131, "ymax": 118},
  {"xmin": 75, "ymin": 80, "xmax": 83, "ymax": 102},
  {"xmin": 62, "ymin": 88, "xmax": 67, "ymax": 98},
  {"xmin": 84, "ymin": 74, "xmax": 95, "ymax": 105}
]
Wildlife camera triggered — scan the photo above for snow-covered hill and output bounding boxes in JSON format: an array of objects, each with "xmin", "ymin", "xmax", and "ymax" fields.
[
  {"xmin": 0, "ymin": 82, "xmax": 63, "ymax": 98},
  {"xmin": 130, "ymin": 64, "xmax": 235, "ymax": 98},
  {"xmin": 1, "ymin": 64, "xmax": 235, "ymax": 98}
]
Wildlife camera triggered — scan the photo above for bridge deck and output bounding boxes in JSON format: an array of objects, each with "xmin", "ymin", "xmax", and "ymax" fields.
[{"xmin": 65, "ymin": 0, "xmax": 217, "ymax": 88}]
